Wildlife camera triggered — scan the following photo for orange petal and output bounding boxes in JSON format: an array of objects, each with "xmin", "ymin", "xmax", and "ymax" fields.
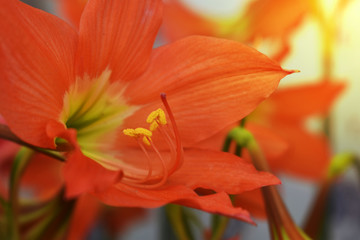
[
  {"xmin": 66, "ymin": 194, "xmax": 101, "ymax": 240},
  {"xmin": 233, "ymin": 189, "xmax": 266, "ymax": 219},
  {"xmin": 58, "ymin": 0, "xmax": 87, "ymax": 28},
  {"xmin": 75, "ymin": 0, "xmax": 162, "ymax": 82},
  {"xmin": 21, "ymin": 153, "xmax": 63, "ymax": 201},
  {"xmin": 96, "ymin": 184, "xmax": 254, "ymax": 223},
  {"xmin": 124, "ymin": 36, "xmax": 291, "ymax": 146},
  {"xmin": 247, "ymin": 123, "xmax": 289, "ymax": 164},
  {"xmin": 63, "ymin": 148, "xmax": 122, "ymax": 198},
  {"xmin": 162, "ymin": 0, "xmax": 217, "ymax": 42},
  {"xmin": 0, "ymin": 0, "xmax": 77, "ymax": 148},
  {"xmin": 241, "ymin": 0, "xmax": 310, "ymax": 41},
  {"xmin": 270, "ymin": 81, "xmax": 345, "ymax": 120},
  {"xmin": 270, "ymin": 124, "xmax": 330, "ymax": 180},
  {"xmin": 170, "ymin": 149, "xmax": 280, "ymax": 194}
]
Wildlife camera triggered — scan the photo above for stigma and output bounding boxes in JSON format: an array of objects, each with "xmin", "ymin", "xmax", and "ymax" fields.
[{"xmin": 122, "ymin": 94, "xmax": 183, "ymax": 189}]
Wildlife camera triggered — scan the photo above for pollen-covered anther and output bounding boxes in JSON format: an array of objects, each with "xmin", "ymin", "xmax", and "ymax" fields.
[
  {"xmin": 123, "ymin": 127, "xmax": 152, "ymax": 146},
  {"xmin": 146, "ymin": 108, "xmax": 167, "ymax": 131}
]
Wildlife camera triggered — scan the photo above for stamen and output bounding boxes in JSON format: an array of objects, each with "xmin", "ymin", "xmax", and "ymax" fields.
[
  {"xmin": 123, "ymin": 127, "xmax": 152, "ymax": 146},
  {"xmin": 147, "ymin": 108, "xmax": 167, "ymax": 125},
  {"xmin": 160, "ymin": 93, "xmax": 184, "ymax": 172},
  {"xmin": 121, "ymin": 93, "xmax": 183, "ymax": 189}
]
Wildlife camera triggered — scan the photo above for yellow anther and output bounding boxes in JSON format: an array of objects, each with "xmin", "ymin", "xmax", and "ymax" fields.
[
  {"xmin": 149, "ymin": 121, "xmax": 159, "ymax": 131},
  {"xmin": 146, "ymin": 108, "xmax": 167, "ymax": 126},
  {"xmin": 134, "ymin": 128, "xmax": 152, "ymax": 137},
  {"xmin": 142, "ymin": 136, "xmax": 151, "ymax": 146},
  {"xmin": 123, "ymin": 128, "xmax": 136, "ymax": 137},
  {"xmin": 123, "ymin": 128, "xmax": 152, "ymax": 144}
]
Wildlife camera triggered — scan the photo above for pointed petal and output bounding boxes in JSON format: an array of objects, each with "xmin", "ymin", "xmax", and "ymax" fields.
[
  {"xmin": 124, "ymin": 36, "xmax": 291, "ymax": 145},
  {"xmin": 170, "ymin": 149, "xmax": 280, "ymax": 194},
  {"xmin": 0, "ymin": 0, "xmax": 78, "ymax": 148},
  {"xmin": 66, "ymin": 194, "xmax": 100, "ymax": 240},
  {"xmin": 76, "ymin": 0, "xmax": 162, "ymax": 82},
  {"xmin": 95, "ymin": 184, "xmax": 253, "ymax": 223},
  {"xmin": 270, "ymin": 81, "xmax": 345, "ymax": 119}
]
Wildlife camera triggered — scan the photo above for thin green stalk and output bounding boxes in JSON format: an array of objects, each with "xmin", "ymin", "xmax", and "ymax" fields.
[
  {"xmin": 0, "ymin": 123, "xmax": 67, "ymax": 162},
  {"xmin": 0, "ymin": 195, "xmax": 6, "ymax": 211},
  {"xmin": 165, "ymin": 204, "xmax": 194, "ymax": 240},
  {"xmin": 228, "ymin": 127, "xmax": 309, "ymax": 240},
  {"xmin": 25, "ymin": 191, "xmax": 75, "ymax": 240},
  {"xmin": 6, "ymin": 148, "xmax": 33, "ymax": 240},
  {"xmin": 211, "ymin": 119, "xmax": 247, "ymax": 240},
  {"xmin": 211, "ymin": 215, "xmax": 230, "ymax": 240},
  {"xmin": 18, "ymin": 197, "xmax": 60, "ymax": 225}
]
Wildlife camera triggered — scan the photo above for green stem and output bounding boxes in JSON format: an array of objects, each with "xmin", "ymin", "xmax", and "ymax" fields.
[
  {"xmin": 211, "ymin": 124, "xmax": 247, "ymax": 240},
  {"xmin": 165, "ymin": 204, "xmax": 194, "ymax": 240},
  {"xmin": 0, "ymin": 195, "xmax": 6, "ymax": 211},
  {"xmin": 18, "ymin": 197, "xmax": 59, "ymax": 225},
  {"xmin": 6, "ymin": 148, "xmax": 33, "ymax": 240},
  {"xmin": 211, "ymin": 215, "xmax": 230, "ymax": 240},
  {"xmin": 0, "ymin": 123, "xmax": 67, "ymax": 162},
  {"xmin": 25, "ymin": 190, "xmax": 75, "ymax": 240},
  {"xmin": 228, "ymin": 127, "xmax": 309, "ymax": 239}
]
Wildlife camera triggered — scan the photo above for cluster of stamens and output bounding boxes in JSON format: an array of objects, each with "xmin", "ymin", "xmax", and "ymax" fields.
[{"xmin": 122, "ymin": 94, "xmax": 183, "ymax": 188}]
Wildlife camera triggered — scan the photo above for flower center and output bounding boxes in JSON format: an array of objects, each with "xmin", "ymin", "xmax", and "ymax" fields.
[{"xmin": 60, "ymin": 70, "xmax": 138, "ymax": 169}]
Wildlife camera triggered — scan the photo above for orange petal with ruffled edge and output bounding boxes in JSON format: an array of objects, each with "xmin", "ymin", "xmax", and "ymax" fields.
[
  {"xmin": 75, "ymin": 0, "xmax": 163, "ymax": 82},
  {"xmin": 93, "ymin": 148, "xmax": 280, "ymax": 223},
  {"xmin": 169, "ymin": 149, "xmax": 280, "ymax": 194},
  {"xmin": 96, "ymin": 184, "xmax": 254, "ymax": 223},
  {"xmin": 124, "ymin": 36, "xmax": 292, "ymax": 146}
]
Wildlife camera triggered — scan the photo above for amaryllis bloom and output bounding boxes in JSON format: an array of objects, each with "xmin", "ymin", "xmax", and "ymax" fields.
[
  {"xmin": 162, "ymin": 0, "xmax": 317, "ymax": 62},
  {"xmin": 0, "ymin": 0, "xmax": 291, "ymax": 222},
  {"xmin": 198, "ymin": 81, "xmax": 344, "ymax": 218},
  {"xmin": 248, "ymin": 81, "xmax": 345, "ymax": 180}
]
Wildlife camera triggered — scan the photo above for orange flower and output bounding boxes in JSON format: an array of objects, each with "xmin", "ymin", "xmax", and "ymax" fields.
[
  {"xmin": 250, "ymin": 81, "xmax": 345, "ymax": 180},
  {"xmin": 199, "ymin": 81, "xmax": 345, "ymax": 218},
  {"xmin": 0, "ymin": 0, "xmax": 291, "ymax": 222},
  {"xmin": 162, "ymin": 0, "xmax": 317, "ymax": 61}
]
